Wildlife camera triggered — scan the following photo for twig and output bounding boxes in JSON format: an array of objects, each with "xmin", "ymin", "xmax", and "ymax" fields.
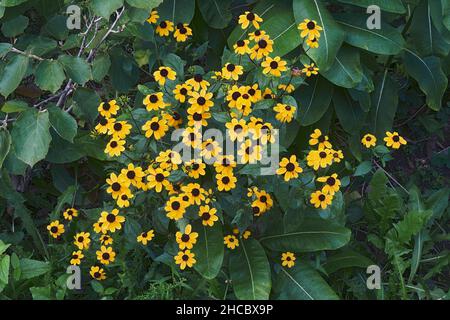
[
  {"xmin": 373, "ymin": 160, "xmax": 410, "ymax": 195},
  {"xmin": 10, "ymin": 47, "xmax": 44, "ymax": 61}
]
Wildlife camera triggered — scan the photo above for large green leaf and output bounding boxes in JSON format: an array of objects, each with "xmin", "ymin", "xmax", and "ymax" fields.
[
  {"xmin": 229, "ymin": 238, "xmax": 271, "ymax": 300},
  {"xmin": 321, "ymin": 45, "xmax": 363, "ymax": 88},
  {"xmin": 369, "ymin": 70, "xmax": 398, "ymax": 137},
  {"xmin": 48, "ymin": 105, "xmax": 78, "ymax": 143},
  {"xmin": 294, "ymin": 76, "xmax": 333, "ymax": 126},
  {"xmin": 58, "ymin": 55, "xmax": 92, "ymax": 85},
  {"xmin": 19, "ymin": 259, "xmax": 51, "ymax": 280},
  {"xmin": 336, "ymin": 14, "xmax": 405, "ymax": 55},
  {"xmin": 322, "ymin": 249, "xmax": 374, "ymax": 274},
  {"xmin": 403, "ymin": 51, "xmax": 448, "ymax": 111},
  {"xmin": 91, "ymin": 0, "xmax": 124, "ymax": 18},
  {"xmin": 11, "ymin": 109, "xmax": 52, "ymax": 167},
  {"xmin": 272, "ymin": 264, "xmax": 339, "ymax": 300},
  {"xmin": 126, "ymin": 0, "xmax": 162, "ymax": 10},
  {"xmin": 192, "ymin": 221, "xmax": 224, "ymax": 280},
  {"xmin": 293, "ymin": 0, "xmax": 345, "ymax": 71},
  {"xmin": 198, "ymin": 0, "xmax": 232, "ymax": 29},
  {"xmin": 73, "ymin": 88, "xmax": 101, "ymax": 123},
  {"xmin": 109, "ymin": 51, "xmax": 140, "ymax": 92},
  {"xmin": 333, "ymin": 88, "xmax": 366, "ymax": 133},
  {"xmin": 1, "ymin": 15, "xmax": 29, "ymax": 37},
  {"xmin": 35, "ymin": 60, "xmax": 65, "ymax": 93},
  {"xmin": 260, "ymin": 217, "xmax": 351, "ymax": 252},
  {"xmin": 158, "ymin": 0, "xmax": 196, "ymax": 23},
  {"xmin": 0, "ymin": 129, "xmax": 11, "ymax": 170},
  {"xmin": 0, "ymin": 55, "xmax": 29, "ymax": 98},
  {"xmin": 337, "ymin": 0, "xmax": 406, "ymax": 13}
]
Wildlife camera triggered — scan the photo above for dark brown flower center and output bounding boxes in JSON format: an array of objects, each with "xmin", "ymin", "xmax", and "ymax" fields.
[
  {"xmin": 227, "ymin": 64, "xmax": 236, "ymax": 72},
  {"xmin": 252, "ymin": 206, "xmax": 260, "ymax": 214},
  {"xmin": 51, "ymin": 226, "xmax": 58, "ymax": 233},
  {"xmin": 393, "ymin": 135, "xmax": 400, "ymax": 142},
  {"xmin": 180, "ymin": 88, "xmax": 188, "ymax": 95},
  {"xmin": 113, "ymin": 123, "xmax": 122, "ymax": 131},
  {"xmin": 193, "ymin": 113, "xmax": 202, "ymax": 121},
  {"xmin": 127, "ymin": 171, "xmax": 136, "ymax": 179},
  {"xmin": 171, "ymin": 201, "xmax": 181, "ymax": 210},
  {"xmin": 197, "ymin": 97, "xmax": 206, "ymax": 105},
  {"xmin": 77, "ymin": 236, "xmax": 84, "ymax": 242},
  {"xmin": 160, "ymin": 21, "xmax": 167, "ymax": 28},
  {"xmin": 181, "ymin": 234, "xmax": 190, "ymax": 242},
  {"xmin": 260, "ymin": 195, "xmax": 267, "ymax": 203},
  {"xmin": 149, "ymin": 94, "xmax": 158, "ymax": 103},
  {"xmin": 258, "ymin": 40, "xmax": 267, "ymax": 49},
  {"xmin": 102, "ymin": 253, "xmax": 110, "ymax": 260},
  {"xmin": 318, "ymin": 194, "xmax": 326, "ymax": 201},
  {"xmin": 182, "ymin": 254, "xmax": 189, "ymax": 261},
  {"xmin": 112, "ymin": 182, "xmax": 121, "ymax": 191},
  {"xmin": 270, "ymin": 61, "xmax": 278, "ymax": 69},
  {"xmin": 232, "ymin": 92, "xmax": 241, "ymax": 100},
  {"xmin": 103, "ymin": 102, "xmax": 111, "ymax": 110},
  {"xmin": 155, "ymin": 173, "xmax": 165, "ymax": 182},
  {"xmin": 106, "ymin": 214, "xmax": 116, "ymax": 223},
  {"xmin": 110, "ymin": 141, "xmax": 118, "ymax": 148},
  {"xmin": 307, "ymin": 21, "xmax": 316, "ymax": 30},
  {"xmin": 237, "ymin": 40, "xmax": 245, "ymax": 47},
  {"xmin": 326, "ymin": 177, "xmax": 336, "ymax": 186},
  {"xmin": 194, "ymin": 74, "xmax": 203, "ymax": 82},
  {"xmin": 160, "ymin": 68, "xmax": 169, "ymax": 77},
  {"xmin": 222, "ymin": 176, "xmax": 230, "ymax": 184},
  {"xmin": 192, "ymin": 188, "xmax": 200, "ymax": 197},
  {"xmin": 150, "ymin": 122, "xmax": 160, "ymax": 131},
  {"xmin": 286, "ymin": 163, "xmax": 295, "ymax": 172},
  {"xmin": 319, "ymin": 152, "xmax": 327, "ymax": 158},
  {"xmin": 202, "ymin": 212, "xmax": 211, "ymax": 220}
]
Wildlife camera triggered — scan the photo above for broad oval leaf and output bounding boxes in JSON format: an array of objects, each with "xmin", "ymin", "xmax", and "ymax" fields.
[
  {"xmin": 0, "ymin": 55, "xmax": 29, "ymax": 98},
  {"xmin": 48, "ymin": 105, "xmax": 78, "ymax": 143},
  {"xmin": 322, "ymin": 249, "xmax": 374, "ymax": 274},
  {"xmin": 229, "ymin": 238, "xmax": 271, "ymax": 300},
  {"xmin": 58, "ymin": 55, "xmax": 92, "ymax": 86},
  {"xmin": 126, "ymin": 0, "xmax": 162, "ymax": 11},
  {"xmin": 0, "ymin": 129, "xmax": 11, "ymax": 169},
  {"xmin": 91, "ymin": 0, "xmax": 124, "ymax": 18},
  {"xmin": 321, "ymin": 45, "xmax": 363, "ymax": 88},
  {"xmin": 35, "ymin": 60, "xmax": 65, "ymax": 93},
  {"xmin": 337, "ymin": 0, "xmax": 406, "ymax": 14},
  {"xmin": 158, "ymin": 0, "xmax": 195, "ymax": 23},
  {"xmin": 198, "ymin": 0, "xmax": 232, "ymax": 29},
  {"xmin": 333, "ymin": 88, "xmax": 366, "ymax": 133}
]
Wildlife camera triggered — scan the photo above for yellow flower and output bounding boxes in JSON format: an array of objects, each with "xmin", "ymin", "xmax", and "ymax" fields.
[
  {"xmin": 306, "ymin": 149, "xmax": 333, "ymax": 170},
  {"xmin": 174, "ymin": 23, "xmax": 193, "ymax": 42},
  {"xmin": 184, "ymin": 159, "xmax": 206, "ymax": 179},
  {"xmin": 146, "ymin": 167, "xmax": 170, "ymax": 192},
  {"xmin": 181, "ymin": 183, "xmax": 206, "ymax": 205},
  {"xmin": 63, "ymin": 208, "xmax": 78, "ymax": 221},
  {"xmin": 198, "ymin": 205, "xmax": 219, "ymax": 227},
  {"xmin": 252, "ymin": 202, "xmax": 266, "ymax": 216},
  {"xmin": 274, "ymin": 103, "xmax": 296, "ymax": 123},
  {"xmin": 332, "ymin": 149, "xmax": 344, "ymax": 163},
  {"xmin": 238, "ymin": 139, "xmax": 262, "ymax": 164},
  {"xmin": 181, "ymin": 127, "xmax": 202, "ymax": 148},
  {"xmin": 137, "ymin": 230, "xmax": 155, "ymax": 245},
  {"xmin": 107, "ymin": 120, "xmax": 132, "ymax": 139},
  {"xmin": 98, "ymin": 100, "xmax": 119, "ymax": 118},
  {"xmin": 221, "ymin": 63, "xmax": 244, "ymax": 81},
  {"xmin": 120, "ymin": 163, "xmax": 145, "ymax": 188},
  {"xmin": 153, "ymin": 66, "xmax": 176, "ymax": 86},
  {"xmin": 156, "ymin": 149, "xmax": 182, "ymax": 171},
  {"xmin": 261, "ymin": 56, "xmax": 287, "ymax": 77},
  {"xmin": 188, "ymin": 89, "xmax": 214, "ymax": 112},
  {"xmin": 224, "ymin": 235, "xmax": 239, "ymax": 249},
  {"xmin": 90, "ymin": 266, "xmax": 106, "ymax": 281},
  {"xmin": 317, "ymin": 173, "xmax": 341, "ymax": 196},
  {"xmin": 95, "ymin": 116, "xmax": 115, "ymax": 134},
  {"xmin": 106, "ymin": 172, "xmax": 130, "ymax": 200},
  {"xmin": 248, "ymin": 29, "xmax": 267, "ymax": 41},
  {"xmin": 96, "ymin": 246, "xmax": 116, "ymax": 265},
  {"xmin": 100, "ymin": 234, "xmax": 113, "ymax": 246},
  {"xmin": 310, "ymin": 190, "xmax": 333, "ymax": 209},
  {"xmin": 173, "ymin": 83, "xmax": 192, "ymax": 103},
  {"xmin": 225, "ymin": 118, "xmax": 248, "ymax": 142},
  {"xmin": 146, "ymin": 10, "xmax": 159, "ymax": 24},
  {"xmin": 93, "ymin": 221, "xmax": 105, "ymax": 234},
  {"xmin": 247, "ymin": 84, "xmax": 262, "ymax": 103},
  {"xmin": 362, "ymin": 134, "xmax": 377, "ymax": 148},
  {"xmin": 262, "ymin": 88, "xmax": 274, "ymax": 99},
  {"xmin": 187, "ymin": 107, "xmax": 211, "ymax": 127},
  {"xmin": 253, "ymin": 189, "xmax": 273, "ymax": 212},
  {"xmin": 278, "ymin": 83, "xmax": 295, "ymax": 93},
  {"xmin": 243, "ymin": 230, "xmax": 251, "ymax": 239},
  {"xmin": 298, "ymin": 19, "xmax": 323, "ymax": 40},
  {"xmin": 70, "ymin": 250, "xmax": 84, "ymax": 266},
  {"xmin": 176, "ymin": 224, "xmax": 199, "ymax": 250},
  {"xmin": 276, "ymin": 155, "xmax": 303, "ymax": 181},
  {"xmin": 384, "ymin": 131, "xmax": 407, "ymax": 149},
  {"xmin": 302, "ymin": 63, "xmax": 319, "ymax": 77},
  {"xmin": 186, "ymin": 74, "xmax": 210, "ymax": 91},
  {"xmin": 214, "ymin": 155, "xmax": 236, "ymax": 175},
  {"xmin": 74, "ymin": 232, "xmax": 91, "ymax": 250},
  {"xmin": 250, "ymin": 36, "xmax": 273, "ymax": 60},
  {"xmin": 156, "ymin": 20, "xmax": 174, "ymax": 37},
  {"xmin": 99, "ymin": 209, "xmax": 125, "ymax": 233},
  {"xmin": 143, "ymin": 92, "xmax": 169, "ymax": 111},
  {"xmin": 174, "ymin": 250, "xmax": 196, "ymax": 270},
  {"xmin": 47, "ymin": 220, "xmax": 65, "ymax": 239},
  {"xmin": 116, "ymin": 189, "xmax": 133, "ymax": 208},
  {"xmin": 165, "ymin": 196, "xmax": 187, "ymax": 220},
  {"xmin": 142, "ymin": 116, "xmax": 169, "ymax": 140},
  {"xmin": 306, "ymin": 37, "xmax": 319, "ymax": 48},
  {"xmin": 226, "ymin": 85, "xmax": 242, "ymax": 108},
  {"xmin": 216, "ymin": 172, "xmax": 237, "ymax": 191},
  {"xmin": 104, "ymin": 138, "xmax": 126, "ymax": 157},
  {"xmin": 233, "ymin": 39, "xmax": 252, "ymax": 55},
  {"xmin": 238, "ymin": 11, "xmax": 263, "ymax": 29},
  {"xmin": 309, "ymin": 129, "xmax": 332, "ymax": 149},
  {"xmin": 163, "ymin": 111, "xmax": 183, "ymax": 128},
  {"xmin": 200, "ymin": 138, "xmax": 222, "ymax": 160},
  {"xmin": 281, "ymin": 252, "xmax": 296, "ymax": 268}
]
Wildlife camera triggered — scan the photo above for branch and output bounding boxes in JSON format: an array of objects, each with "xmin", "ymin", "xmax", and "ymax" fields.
[{"xmin": 10, "ymin": 47, "xmax": 44, "ymax": 61}]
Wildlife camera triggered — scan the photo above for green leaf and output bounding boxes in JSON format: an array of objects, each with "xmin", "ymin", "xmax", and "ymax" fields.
[
  {"xmin": 337, "ymin": 0, "xmax": 406, "ymax": 13},
  {"xmin": 19, "ymin": 259, "xmax": 51, "ymax": 280},
  {"xmin": 260, "ymin": 217, "xmax": 351, "ymax": 252},
  {"xmin": 403, "ymin": 51, "xmax": 448, "ymax": 111},
  {"xmin": 11, "ymin": 109, "xmax": 52, "ymax": 167},
  {"xmin": 273, "ymin": 264, "xmax": 339, "ymax": 300},
  {"xmin": 0, "ymin": 54, "xmax": 30, "ymax": 98},
  {"xmin": 1, "ymin": 0, "xmax": 29, "ymax": 7},
  {"xmin": 333, "ymin": 89, "xmax": 366, "ymax": 133},
  {"xmin": 0, "ymin": 129, "xmax": 11, "ymax": 169},
  {"xmin": 322, "ymin": 249, "xmax": 373, "ymax": 274},
  {"xmin": 73, "ymin": 88, "xmax": 101, "ymax": 123},
  {"xmin": 43, "ymin": 15, "xmax": 69, "ymax": 40},
  {"xmin": 30, "ymin": 286, "xmax": 52, "ymax": 300},
  {"xmin": 354, "ymin": 161, "xmax": 373, "ymax": 177},
  {"xmin": 109, "ymin": 51, "xmax": 140, "ymax": 92},
  {"xmin": 369, "ymin": 70, "xmax": 398, "ymax": 137},
  {"xmin": 0, "ymin": 43, "xmax": 12, "ymax": 57},
  {"xmin": 392, "ymin": 210, "xmax": 432, "ymax": 244},
  {"xmin": 58, "ymin": 55, "xmax": 92, "ymax": 85},
  {"xmin": 198, "ymin": 0, "xmax": 232, "ymax": 29},
  {"xmin": 1, "ymin": 15, "xmax": 29, "ymax": 37},
  {"xmin": 92, "ymin": 54, "xmax": 111, "ymax": 82},
  {"xmin": 293, "ymin": 0, "xmax": 345, "ymax": 71},
  {"xmin": 0, "ymin": 255, "xmax": 10, "ymax": 285},
  {"xmin": 1, "ymin": 100, "xmax": 29, "ymax": 113},
  {"xmin": 35, "ymin": 60, "xmax": 66, "ymax": 93},
  {"xmin": 91, "ymin": 0, "xmax": 124, "ymax": 18},
  {"xmin": 0, "ymin": 241, "xmax": 10, "ymax": 256},
  {"xmin": 48, "ymin": 106, "xmax": 78, "ymax": 143},
  {"xmin": 157, "ymin": 0, "xmax": 195, "ymax": 23},
  {"xmin": 229, "ymin": 238, "xmax": 271, "ymax": 300},
  {"xmin": 192, "ymin": 221, "xmax": 224, "ymax": 280},
  {"xmin": 126, "ymin": 0, "xmax": 162, "ymax": 10},
  {"xmin": 321, "ymin": 45, "xmax": 363, "ymax": 88}
]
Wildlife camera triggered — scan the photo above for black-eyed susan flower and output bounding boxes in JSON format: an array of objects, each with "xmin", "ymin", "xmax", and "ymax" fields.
[
  {"xmin": 298, "ymin": 19, "xmax": 322, "ymax": 40},
  {"xmin": 187, "ymin": 108, "xmax": 211, "ymax": 127},
  {"xmin": 200, "ymin": 138, "xmax": 222, "ymax": 160},
  {"xmin": 214, "ymin": 155, "xmax": 236, "ymax": 174},
  {"xmin": 106, "ymin": 173, "xmax": 130, "ymax": 200},
  {"xmin": 276, "ymin": 155, "xmax": 303, "ymax": 181},
  {"xmin": 142, "ymin": 116, "xmax": 169, "ymax": 140},
  {"xmin": 238, "ymin": 139, "xmax": 262, "ymax": 164},
  {"xmin": 238, "ymin": 11, "xmax": 263, "ymax": 29},
  {"xmin": 143, "ymin": 92, "xmax": 169, "ymax": 111},
  {"xmin": 105, "ymin": 138, "xmax": 126, "ymax": 157},
  {"xmin": 259, "ymin": 122, "xmax": 276, "ymax": 145},
  {"xmin": 153, "ymin": 66, "xmax": 176, "ymax": 86},
  {"xmin": 247, "ymin": 84, "xmax": 262, "ymax": 102},
  {"xmin": 174, "ymin": 250, "xmax": 196, "ymax": 270},
  {"xmin": 147, "ymin": 10, "xmax": 159, "ymax": 24},
  {"xmin": 278, "ymin": 83, "xmax": 295, "ymax": 93},
  {"xmin": 182, "ymin": 127, "xmax": 202, "ymax": 148},
  {"xmin": 224, "ymin": 235, "xmax": 239, "ymax": 249},
  {"xmin": 176, "ymin": 224, "xmax": 198, "ymax": 250},
  {"xmin": 317, "ymin": 173, "xmax": 341, "ymax": 196},
  {"xmin": 309, "ymin": 129, "xmax": 332, "ymax": 149},
  {"xmin": 261, "ymin": 56, "xmax": 287, "ymax": 77},
  {"xmin": 306, "ymin": 37, "xmax": 319, "ymax": 49},
  {"xmin": 252, "ymin": 202, "xmax": 266, "ymax": 216},
  {"xmin": 100, "ymin": 234, "xmax": 113, "ymax": 246},
  {"xmin": 137, "ymin": 230, "xmax": 155, "ymax": 245},
  {"xmin": 63, "ymin": 208, "xmax": 78, "ymax": 221},
  {"xmin": 93, "ymin": 221, "xmax": 105, "ymax": 234},
  {"xmin": 216, "ymin": 172, "xmax": 237, "ymax": 191},
  {"xmin": 198, "ymin": 205, "xmax": 218, "ymax": 227},
  {"xmin": 362, "ymin": 134, "xmax": 377, "ymax": 148},
  {"xmin": 281, "ymin": 252, "xmax": 296, "ymax": 268},
  {"xmin": 384, "ymin": 131, "xmax": 407, "ymax": 149},
  {"xmin": 254, "ymin": 189, "xmax": 273, "ymax": 211},
  {"xmin": 47, "ymin": 220, "xmax": 65, "ymax": 239},
  {"xmin": 188, "ymin": 89, "xmax": 214, "ymax": 112},
  {"xmin": 250, "ymin": 36, "xmax": 274, "ymax": 60},
  {"xmin": 156, "ymin": 20, "xmax": 174, "ymax": 36},
  {"xmin": 95, "ymin": 116, "xmax": 115, "ymax": 134},
  {"xmin": 120, "ymin": 163, "xmax": 145, "ymax": 188},
  {"xmin": 90, "ymin": 266, "xmax": 106, "ymax": 281},
  {"xmin": 306, "ymin": 149, "xmax": 333, "ymax": 170},
  {"xmin": 165, "ymin": 196, "xmax": 187, "ymax": 220},
  {"xmin": 233, "ymin": 39, "xmax": 252, "ymax": 55},
  {"xmin": 174, "ymin": 23, "xmax": 192, "ymax": 42},
  {"xmin": 226, "ymin": 85, "xmax": 242, "ymax": 108},
  {"xmin": 332, "ymin": 149, "xmax": 344, "ymax": 163},
  {"xmin": 221, "ymin": 63, "xmax": 244, "ymax": 81},
  {"xmin": 302, "ymin": 63, "xmax": 319, "ymax": 77},
  {"xmin": 74, "ymin": 232, "xmax": 91, "ymax": 250},
  {"xmin": 116, "ymin": 189, "xmax": 133, "ymax": 208},
  {"xmin": 108, "ymin": 120, "xmax": 132, "ymax": 139},
  {"xmin": 247, "ymin": 186, "xmax": 258, "ymax": 197},
  {"xmin": 96, "ymin": 246, "xmax": 116, "ymax": 265},
  {"xmin": 248, "ymin": 29, "xmax": 267, "ymax": 41},
  {"xmin": 184, "ymin": 159, "xmax": 206, "ymax": 179},
  {"xmin": 186, "ymin": 74, "xmax": 210, "ymax": 91},
  {"xmin": 262, "ymin": 88, "xmax": 274, "ymax": 99},
  {"xmin": 98, "ymin": 100, "xmax": 119, "ymax": 118},
  {"xmin": 163, "ymin": 111, "xmax": 183, "ymax": 128},
  {"xmin": 310, "ymin": 190, "xmax": 333, "ymax": 209},
  {"xmin": 70, "ymin": 250, "xmax": 84, "ymax": 266},
  {"xmin": 156, "ymin": 149, "xmax": 182, "ymax": 171},
  {"xmin": 274, "ymin": 103, "xmax": 296, "ymax": 123},
  {"xmin": 173, "ymin": 83, "xmax": 192, "ymax": 103},
  {"xmin": 225, "ymin": 118, "xmax": 248, "ymax": 142},
  {"xmin": 181, "ymin": 183, "xmax": 206, "ymax": 205},
  {"xmin": 236, "ymin": 87, "xmax": 253, "ymax": 113},
  {"xmin": 99, "ymin": 209, "xmax": 125, "ymax": 233},
  {"xmin": 146, "ymin": 167, "xmax": 170, "ymax": 192},
  {"xmin": 243, "ymin": 230, "xmax": 251, "ymax": 239}
]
